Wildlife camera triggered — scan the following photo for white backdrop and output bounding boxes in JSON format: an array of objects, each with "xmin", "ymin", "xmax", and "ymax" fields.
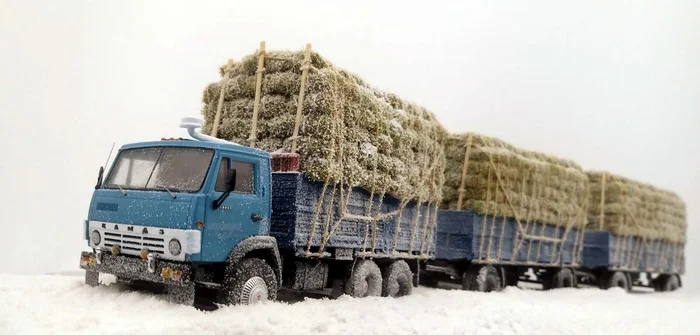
[{"xmin": 1, "ymin": 1, "xmax": 698, "ymax": 287}]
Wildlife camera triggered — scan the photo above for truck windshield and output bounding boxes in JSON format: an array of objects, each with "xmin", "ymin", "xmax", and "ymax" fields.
[{"xmin": 104, "ymin": 146, "xmax": 214, "ymax": 193}]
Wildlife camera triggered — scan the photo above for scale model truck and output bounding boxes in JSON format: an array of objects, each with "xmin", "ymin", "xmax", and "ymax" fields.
[
  {"xmin": 79, "ymin": 42, "xmax": 686, "ymax": 305},
  {"xmin": 79, "ymin": 117, "xmax": 433, "ymax": 305}
]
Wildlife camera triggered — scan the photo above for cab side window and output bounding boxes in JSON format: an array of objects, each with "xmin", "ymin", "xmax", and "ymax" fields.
[
  {"xmin": 232, "ymin": 160, "xmax": 254, "ymax": 194},
  {"xmin": 215, "ymin": 157, "xmax": 230, "ymax": 192},
  {"xmin": 214, "ymin": 157, "xmax": 255, "ymax": 194}
]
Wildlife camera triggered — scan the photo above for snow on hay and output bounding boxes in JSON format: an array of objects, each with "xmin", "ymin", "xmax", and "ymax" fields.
[{"xmin": 0, "ymin": 274, "xmax": 698, "ymax": 335}]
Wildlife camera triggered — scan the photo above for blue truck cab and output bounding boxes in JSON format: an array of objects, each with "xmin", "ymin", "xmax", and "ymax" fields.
[{"xmin": 79, "ymin": 117, "xmax": 282, "ymax": 305}]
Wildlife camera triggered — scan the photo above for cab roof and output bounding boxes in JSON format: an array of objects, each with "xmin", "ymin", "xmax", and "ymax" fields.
[{"xmin": 120, "ymin": 138, "xmax": 271, "ymax": 159}]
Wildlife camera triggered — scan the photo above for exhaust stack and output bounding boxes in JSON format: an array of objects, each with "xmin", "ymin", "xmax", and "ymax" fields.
[{"xmin": 179, "ymin": 117, "xmax": 238, "ymax": 145}]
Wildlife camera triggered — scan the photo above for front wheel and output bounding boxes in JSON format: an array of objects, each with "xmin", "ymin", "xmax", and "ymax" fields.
[{"xmin": 222, "ymin": 257, "xmax": 278, "ymax": 305}]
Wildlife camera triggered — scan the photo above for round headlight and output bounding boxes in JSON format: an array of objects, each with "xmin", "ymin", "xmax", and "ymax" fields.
[
  {"xmin": 91, "ymin": 230, "xmax": 101, "ymax": 245},
  {"xmin": 169, "ymin": 239, "xmax": 182, "ymax": 256}
]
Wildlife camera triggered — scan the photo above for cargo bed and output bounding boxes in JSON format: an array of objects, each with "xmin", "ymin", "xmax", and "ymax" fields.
[
  {"xmin": 434, "ymin": 210, "xmax": 583, "ymax": 267},
  {"xmin": 581, "ymin": 231, "xmax": 685, "ymax": 275},
  {"xmin": 269, "ymin": 172, "xmax": 438, "ymax": 260}
]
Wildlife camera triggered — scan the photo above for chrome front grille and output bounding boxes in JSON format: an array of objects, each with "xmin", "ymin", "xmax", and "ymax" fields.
[
  {"xmin": 88, "ymin": 221, "xmax": 200, "ymax": 262},
  {"xmin": 102, "ymin": 231, "xmax": 165, "ymax": 255}
]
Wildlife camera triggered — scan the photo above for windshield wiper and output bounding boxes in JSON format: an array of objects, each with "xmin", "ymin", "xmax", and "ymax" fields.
[{"xmin": 156, "ymin": 185, "xmax": 177, "ymax": 199}]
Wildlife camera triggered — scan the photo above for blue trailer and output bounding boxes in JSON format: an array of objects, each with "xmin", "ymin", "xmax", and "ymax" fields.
[
  {"xmin": 578, "ymin": 231, "xmax": 684, "ymax": 291},
  {"xmin": 79, "ymin": 117, "xmax": 435, "ymax": 305},
  {"xmin": 419, "ymin": 210, "xmax": 685, "ymax": 293},
  {"xmin": 420, "ymin": 209, "xmax": 586, "ymax": 291}
]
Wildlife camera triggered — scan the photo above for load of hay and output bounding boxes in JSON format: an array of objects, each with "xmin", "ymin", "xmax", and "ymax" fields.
[
  {"xmin": 442, "ymin": 132, "xmax": 589, "ymax": 228},
  {"xmin": 200, "ymin": 48, "xmax": 447, "ymax": 204},
  {"xmin": 586, "ymin": 171, "xmax": 687, "ymax": 243}
]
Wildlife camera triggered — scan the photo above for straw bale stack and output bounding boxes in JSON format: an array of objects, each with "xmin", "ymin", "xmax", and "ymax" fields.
[
  {"xmin": 586, "ymin": 171, "xmax": 687, "ymax": 243},
  {"xmin": 200, "ymin": 48, "xmax": 447, "ymax": 204},
  {"xmin": 442, "ymin": 132, "xmax": 589, "ymax": 228}
]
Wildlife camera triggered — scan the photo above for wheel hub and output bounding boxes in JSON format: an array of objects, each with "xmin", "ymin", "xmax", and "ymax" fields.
[{"xmin": 241, "ymin": 276, "xmax": 268, "ymax": 305}]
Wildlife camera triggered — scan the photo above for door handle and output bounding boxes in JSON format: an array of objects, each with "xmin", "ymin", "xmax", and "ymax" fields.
[{"xmin": 251, "ymin": 213, "xmax": 262, "ymax": 222}]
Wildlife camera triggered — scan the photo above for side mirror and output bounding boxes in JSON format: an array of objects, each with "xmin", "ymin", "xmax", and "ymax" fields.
[
  {"xmin": 95, "ymin": 166, "xmax": 104, "ymax": 190},
  {"xmin": 226, "ymin": 168, "xmax": 237, "ymax": 192}
]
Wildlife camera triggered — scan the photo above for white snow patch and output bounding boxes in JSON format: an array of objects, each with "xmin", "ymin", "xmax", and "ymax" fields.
[
  {"xmin": 361, "ymin": 142, "xmax": 378, "ymax": 156},
  {"xmin": 388, "ymin": 118, "xmax": 403, "ymax": 130},
  {"xmin": 0, "ymin": 274, "xmax": 698, "ymax": 335}
]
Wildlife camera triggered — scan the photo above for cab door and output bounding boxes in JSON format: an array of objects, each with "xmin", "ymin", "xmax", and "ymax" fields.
[{"xmin": 202, "ymin": 152, "xmax": 269, "ymax": 261}]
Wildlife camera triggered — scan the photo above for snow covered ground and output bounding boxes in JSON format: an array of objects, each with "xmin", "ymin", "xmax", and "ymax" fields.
[{"xmin": 0, "ymin": 273, "xmax": 698, "ymax": 335}]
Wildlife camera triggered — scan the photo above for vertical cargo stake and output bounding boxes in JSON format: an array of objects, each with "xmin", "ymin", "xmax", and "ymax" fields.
[
  {"xmin": 249, "ymin": 41, "xmax": 266, "ymax": 148},
  {"xmin": 291, "ymin": 43, "xmax": 312, "ymax": 154},
  {"xmin": 456, "ymin": 133, "xmax": 474, "ymax": 210},
  {"xmin": 599, "ymin": 172, "xmax": 606, "ymax": 230},
  {"xmin": 211, "ymin": 59, "xmax": 235, "ymax": 137}
]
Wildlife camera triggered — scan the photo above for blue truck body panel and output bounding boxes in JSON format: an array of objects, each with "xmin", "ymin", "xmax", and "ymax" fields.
[
  {"xmin": 434, "ymin": 210, "xmax": 582, "ymax": 266},
  {"xmin": 270, "ymin": 172, "xmax": 437, "ymax": 258},
  {"xmin": 581, "ymin": 230, "xmax": 685, "ymax": 274}
]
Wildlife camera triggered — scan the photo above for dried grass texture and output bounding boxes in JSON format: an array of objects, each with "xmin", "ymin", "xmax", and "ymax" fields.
[
  {"xmin": 442, "ymin": 133, "xmax": 589, "ymax": 229},
  {"xmin": 586, "ymin": 171, "xmax": 687, "ymax": 243},
  {"xmin": 200, "ymin": 49, "xmax": 447, "ymax": 203}
]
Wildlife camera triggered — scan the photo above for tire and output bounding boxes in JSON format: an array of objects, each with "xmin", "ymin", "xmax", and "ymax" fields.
[
  {"xmin": 655, "ymin": 274, "xmax": 681, "ymax": 292},
  {"xmin": 381, "ymin": 260, "xmax": 413, "ymax": 298},
  {"xmin": 544, "ymin": 268, "xmax": 577, "ymax": 290},
  {"xmin": 462, "ymin": 264, "xmax": 502, "ymax": 292},
  {"xmin": 601, "ymin": 271, "xmax": 630, "ymax": 292},
  {"xmin": 85, "ymin": 270, "xmax": 99, "ymax": 287},
  {"xmin": 222, "ymin": 257, "xmax": 278, "ymax": 305},
  {"xmin": 344, "ymin": 259, "xmax": 382, "ymax": 298}
]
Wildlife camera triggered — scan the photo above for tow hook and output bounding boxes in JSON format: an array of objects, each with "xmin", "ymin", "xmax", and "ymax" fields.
[
  {"xmin": 147, "ymin": 253, "xmax": 157, "ymax": 273},
  {"xmin": 95, "ymin": 248, "xmax": 103, "ymax": 264}
]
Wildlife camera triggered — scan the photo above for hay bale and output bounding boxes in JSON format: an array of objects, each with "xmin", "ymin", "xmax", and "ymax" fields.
[
  {"xmin": 201, "ymin": 48, "xmax": 447, "ymax": 204},
  {"xmin": 586, "ymin": 171, "xmax": 687, "ymax": 243},
  {"xmin": 442, "ymin": 132, "xmax": 589, "ymax": 228}
]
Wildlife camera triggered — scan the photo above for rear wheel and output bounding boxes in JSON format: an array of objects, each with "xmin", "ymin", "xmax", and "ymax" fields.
[
  {"xmin": 222, "ymin": 257, "xmax": 278, "ymax": 305},
  {"xmin": 655, "ymin": 274, "xmax": 681, "ymax": 292},
  {"xmin": 462, "ymin": 264, "xmax": 502, "ymax": 292},
  {"xmin": 601, "ymin": 271, "xmax": 630, "ymax": 292},
  {"xmin": 543, "ymin": 268, "xmax": 577, "ymax": 290},
  {"xmin": 381, "ymin": 260, "xmax": 413, "ymax": 298},
  {"xmin": 344, "ymin": 259, "xmax": 382, "ymax": 298}
]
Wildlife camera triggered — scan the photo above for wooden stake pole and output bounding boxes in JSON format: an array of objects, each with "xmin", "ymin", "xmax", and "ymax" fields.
[
  {"xmin": 248, "ymin": 41, "xmax": 266, "ymax": 147},
  {"xmin": 211, "ymin": 59, "xmax": 235, "ymax": 137},
  {"xmin": 291, "ymin": 43, "xmax": 312, "ymax": 154},
  {"xmin": 456, "ymin": 133, "xmax": 474, "ymax": 210},
  {"xmin": 599, "ymin": 172, "xmax": 606, "ymax": 230}
]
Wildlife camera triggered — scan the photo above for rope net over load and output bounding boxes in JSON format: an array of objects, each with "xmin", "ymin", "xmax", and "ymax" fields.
[
  {"xmin": 586, "ymin": 171, "xmax": 687, "ymax": 244},
  {"xmin": 442, "ymin": 132, "xmax": 590, "ymax": 266},
  {"xmin": 200, "ymin": 47, "xmax": 447, "ymax": 205}
]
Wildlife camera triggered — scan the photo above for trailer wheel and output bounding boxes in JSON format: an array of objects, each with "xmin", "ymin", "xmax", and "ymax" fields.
[
  {"xmin": 601, "ymin": 271, "xmax": 630, "ymax": 292},
  {"xmin": 344, "ymin": 259, "xmax": 382, "ymax": 298},
  {"xmin": 222, "ymin": 257, "xmax": 278, "ymax": 305},
  {"xmin": 655, "ymin": 274, "xmax": 681, "ymax": 292},
  {"xmin": 543, "ymin": 268, "xmax": 577, "ymax": 290},
  {"xmin": 462, "ymin": 264, "xmax": 502, "ymax": 292},
  {"xmin": 381, "ymin": 260, "xmax": 413, "ymax": 298},
  {"xmin": 85, "ymin": 270, "xmax": 99, "ymax": 287}
]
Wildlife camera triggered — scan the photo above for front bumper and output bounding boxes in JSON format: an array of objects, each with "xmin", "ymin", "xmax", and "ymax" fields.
[{"xmin": 79, "ymin": 250, "xmax": 193, "ymax": 287}]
